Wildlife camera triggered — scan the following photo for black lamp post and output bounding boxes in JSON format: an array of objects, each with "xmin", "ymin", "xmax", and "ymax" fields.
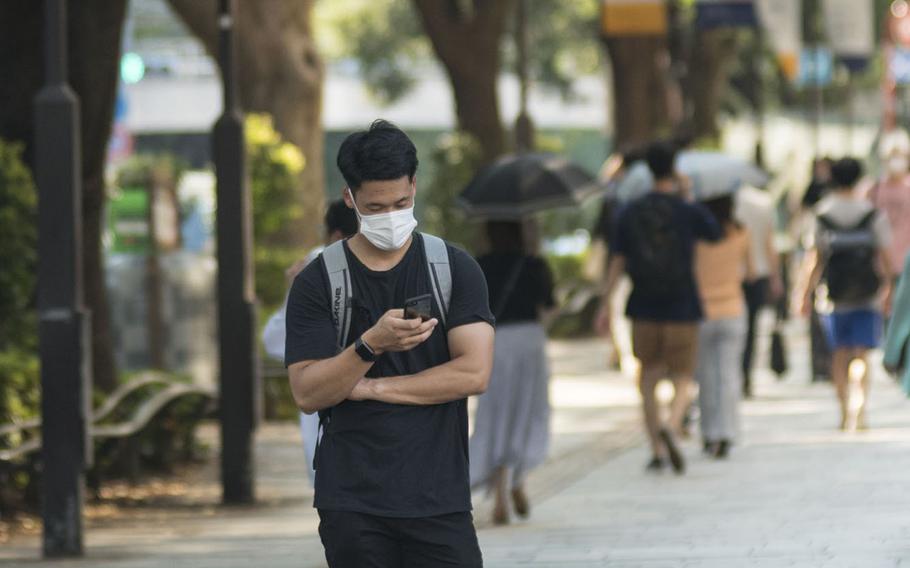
[
  {"xmin": 34, "ymin": 0, "xmax": 91, "ymax": 557},
  {"xmin": 213, "ymin": 0, "xmax": 258, "ymax": 504}
]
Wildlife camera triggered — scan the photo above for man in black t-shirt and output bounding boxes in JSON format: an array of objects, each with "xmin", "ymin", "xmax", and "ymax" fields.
[
  {"xmin": 595, "ymin": 141, "xmax": 721, "ymax": 475},
  {"xmin": 286, "ymin": 120, "xmax": 494, "ymax": 567}
]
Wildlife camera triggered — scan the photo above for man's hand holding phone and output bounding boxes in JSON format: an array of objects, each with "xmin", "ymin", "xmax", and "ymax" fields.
[{"xmin": 362, "ymin": 305, "xmax": 437, "ymax": 355}]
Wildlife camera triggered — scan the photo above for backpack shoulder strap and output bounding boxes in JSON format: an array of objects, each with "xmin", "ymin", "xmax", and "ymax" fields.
[
  {"xmin": 321, "ymin": 240, "xmax": 353, "ymax": 347},
  {"xmin": 857, "ymin": 209, "xmax": 878, "ymax": 230},
  {"xmin": 421, "ymin": 233, "xmax": 451, "ymax": 328},
  {"xmin": 817, "ymin": 213, "xmax": 837, "ymax": 231}
]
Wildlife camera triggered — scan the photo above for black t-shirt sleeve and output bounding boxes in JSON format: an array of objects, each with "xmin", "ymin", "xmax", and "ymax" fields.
[
  {"xmin": 688, "ymin": 201, "xmax": 722, "ymax": 242},
  {"xmin": 446, "ymin": 246, "xmax": 496, "ymax": 330},
  {"xmin": 284, "ymin": 258, "xmax": 339, "ymax": 367},
  {"xmin": 609, "ymin": 206, "xmax": 630, "ymax": 256}
]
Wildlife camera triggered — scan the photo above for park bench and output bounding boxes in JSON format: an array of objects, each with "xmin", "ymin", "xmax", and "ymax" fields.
[
  {"xmin": 546, "ymin": 281, "xmax": 600, "ymax": 336},
  {"xmin": 0, "ymin": 372, "xmax": 216, "ymax": 510}
]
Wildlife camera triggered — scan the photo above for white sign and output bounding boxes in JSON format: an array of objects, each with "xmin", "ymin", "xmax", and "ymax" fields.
[
  {"xmin": 823, "ymin": 0, "xmax": 874, "ymax": 58},
  {"xmin": 756, "ymin": 0, "xmax": 802, "ymax": 78}
]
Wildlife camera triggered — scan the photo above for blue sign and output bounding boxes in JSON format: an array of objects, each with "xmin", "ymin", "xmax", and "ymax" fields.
[
  {"xmin": 891, "ymin": 49, "xmax": 910, "ymax": 85},
  {"xmin": 839, "ymin": 56, "xmax": 870, "ymax": 74},
  {"xmin": 796, "ymin": 48, "xmax": 834, "ymax": 87},
  {"xmin": 695, "ymin": 1, "xmax": 757, "ymax": 29}
]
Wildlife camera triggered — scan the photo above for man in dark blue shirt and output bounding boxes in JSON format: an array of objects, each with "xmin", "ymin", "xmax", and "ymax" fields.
[
  {"xmin": 286, "ymin": 120, "xmax": 495, "ymax": 567},
  {"xmin": 595, "ymin": 141, "xmax": 721, "ymax": 475}
]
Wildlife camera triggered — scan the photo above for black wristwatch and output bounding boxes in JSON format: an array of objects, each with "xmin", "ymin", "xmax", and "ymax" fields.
[{"xmin": 354, "ymin": 336, "xmax": 377, "ymax": 362}]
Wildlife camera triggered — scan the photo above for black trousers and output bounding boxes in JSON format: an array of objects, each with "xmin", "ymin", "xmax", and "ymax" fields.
[
  {"xmin": 742, "ymin": 278, "xmax": 770, "ymax": 397},
  {"xmin": 318, "ymin": 510, "xmax": 483, "ymax": 568}
]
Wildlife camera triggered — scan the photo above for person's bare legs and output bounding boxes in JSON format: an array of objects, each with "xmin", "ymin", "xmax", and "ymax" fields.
[
  {"xmin": 831, "ymin": 348, "xmax": 852, "ymax": 430},
  {"xmin": 854, "ymin": 348, "xmax": 871, "ymax": 430},
  {"xmin": 492, "ymin": 466, "xmax": 509, "ymax": 525},
  {"xmin": 668, "ymin": 377, "xmax": 695, "ymax": 435},
  {"xmin": 639, "ymin": 363, "xmax": 665, "ymax": 458}
]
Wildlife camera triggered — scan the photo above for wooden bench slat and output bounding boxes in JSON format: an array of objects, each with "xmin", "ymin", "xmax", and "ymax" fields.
[
  {"xmin": 0, "ymin": 438, "xmax": 41, "ymax": 462},
  {"xmin": 0, "ymin": 418, "xmax": 40, "ymax": 439},
  {"xmin": 91, "ymin": 383, "xmax": 215, "ymax": 439},
  {"xmin": 2, "ymin": 377, "xmax": 216, "ymax": 464},
  {"xmin": 92, "ymin": 372, "xmax": 172, "ymax": 423}
]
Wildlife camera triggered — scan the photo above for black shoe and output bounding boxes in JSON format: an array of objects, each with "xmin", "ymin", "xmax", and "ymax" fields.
[
  {"xmin": 703, "ymin": 440, "xmax": 717, "ymax": 455},
  {"xmin": 645, "ymin": 457, "xmax": 664, "ymax": 472},
  {"xmin": 713, "ymin": 440, "xmax": 730, "ymax": 459},
  {"xmin": 659, "ymin": 429, "xmax": 686, "ymax": 474}
]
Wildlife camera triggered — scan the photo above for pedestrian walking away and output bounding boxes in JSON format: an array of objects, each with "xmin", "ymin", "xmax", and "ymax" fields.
[
  {"xmin": 695, "ymin": 195, "xmax": 755, "ymax": 458},
  {"xmin": 285, "ymin": 120, "xmax": 495, "ymax": 568},
  {"xmin": 595, "ymin": 141, "xmax": 722, "ymax": 475},
  {"xmin": 796, "ymin": 158, "xmax": 895, "ymax": 431},
  {"xmin": 470, "ymin": 220, "xmax": 555, "ymax": 526},
  {"xmin": 261, "ymin": 199, "xmax": 358, "ymax": 485},
  {"xmin": 734, "ymin": 184, "xmax": 783, "ymax": 398}
]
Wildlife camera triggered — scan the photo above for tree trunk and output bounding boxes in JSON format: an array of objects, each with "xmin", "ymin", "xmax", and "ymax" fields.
[
  {"xmin": 166, "ymin": 0, "xmax": 325, "ymax": 248},
  {"xmin": 0, "ymin": 0, "xmax": 126, "ymax": 393},
  {"xmin": 71, "ymin": 2, "xmax": 129, "ymax": 393},
  {"xmin": 604, "ymin": 36, "xmax": 672, "ymax": 148},
  {"xmin": 688, "ymin": 29, "xmax": 738, "ymax": 142},
  {"xmin": 411, "ymin": 0, "xmax": 515, "ymax": 164}
]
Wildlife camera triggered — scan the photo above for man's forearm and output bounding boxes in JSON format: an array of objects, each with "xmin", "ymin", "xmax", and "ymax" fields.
[
  {"xmin": 289, "ymin": 346, "xmax": 372, "ymax": 414},
  {"xmin": 359, "ymin": 355, "xmax": 490, "ymax": 406}
]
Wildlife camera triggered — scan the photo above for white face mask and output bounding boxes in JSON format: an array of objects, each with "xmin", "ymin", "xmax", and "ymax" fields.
[
  {"xmin": 887, "ymin": 155, "xmax": 909, "ymax": 176},
  {"xmin": 348, "ymin": 189, "xmax": 418, "ymax": 251}
]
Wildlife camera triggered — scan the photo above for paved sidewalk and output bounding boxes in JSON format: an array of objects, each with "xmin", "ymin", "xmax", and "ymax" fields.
[
  {"xmin": 3, "ymin": 333, "xmax": 910, "ymax": 567},
  {"xmin": 479, "ymin": 367, "xmax": 910, "ymax": 567}
]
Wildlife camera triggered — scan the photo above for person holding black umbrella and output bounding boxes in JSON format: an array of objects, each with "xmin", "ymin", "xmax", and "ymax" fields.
[{"xmin": 470, "ymin": 220, "xmax": 555, "ymax": 525}]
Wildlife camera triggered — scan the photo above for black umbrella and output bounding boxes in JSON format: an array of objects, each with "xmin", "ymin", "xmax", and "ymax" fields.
[{"xmin": 456, "ymin": 153, "xmax": 600, "ymax": 219}]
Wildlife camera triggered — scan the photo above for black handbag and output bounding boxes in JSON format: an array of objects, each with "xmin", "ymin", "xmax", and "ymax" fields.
[{"xmin": 770, "ymin": 327, "xmax": 787, "ymax": 378}]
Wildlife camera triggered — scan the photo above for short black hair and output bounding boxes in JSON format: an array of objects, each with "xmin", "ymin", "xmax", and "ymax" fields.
[
  {"xmin": 702, "ymin": 194, "xmax": 738, "ymax": 236},
  {"xmin": 830, "ymin": 158, "xmax": 862, "ymax": 188},
  {"xmin": 336, "ymin": 119, "xmax": 418, "ymax": 191},
  {"xmin": 324, "ymin": 198, "xmax": 358, "ymax": 238},
  {"xmin": 645, "ymin": 141, "xmax": 677, "ymax": 180}
]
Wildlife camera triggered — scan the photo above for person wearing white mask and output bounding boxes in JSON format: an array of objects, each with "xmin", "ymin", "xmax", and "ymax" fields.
[
  {"xmin": 864, "ymin": 130, "xmax": 910, "ymax": 282},
  {"xmin": 285, "ymin": 120, "xmax": 495, "ymax": 567}
]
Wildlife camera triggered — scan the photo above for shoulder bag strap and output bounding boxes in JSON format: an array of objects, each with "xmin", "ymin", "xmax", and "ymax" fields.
[{"xmin": 421, "ymin": 233, "xmax": 451, "ymax": 328}]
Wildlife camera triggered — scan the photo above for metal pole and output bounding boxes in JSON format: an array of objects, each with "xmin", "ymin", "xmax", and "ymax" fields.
[
  {"xmin": 514, "ymin": 0, "xmax": 534, "ymax": 152},
  {"xmin": 753, "ymin": 24, "xmax": 766, "ymax": 168},
  {"xmin": 34, "ymin": 0, "xmax": 91, "ymax": 557},
  {"xmin": 214, "ymin": 0, "xmax": 258, "ymax": 504}
]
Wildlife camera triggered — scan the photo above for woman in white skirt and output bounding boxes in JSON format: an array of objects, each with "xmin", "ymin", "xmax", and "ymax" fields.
[
  {"xmin": 694, "ymin": 194, "xmax": 755, "ymax": 459},
  {"xmin": 471, "ymin": 221, "xmax": 555, "ymax": 525}
]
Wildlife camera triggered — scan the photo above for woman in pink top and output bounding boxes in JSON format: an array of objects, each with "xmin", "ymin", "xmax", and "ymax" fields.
[
  {"xmin": 694, "ymin": 195, "xmax": 755, "ymax": 458},
  {"xmin": 866, "ymin": 130, "xmax": 910, "ymax": 275}
]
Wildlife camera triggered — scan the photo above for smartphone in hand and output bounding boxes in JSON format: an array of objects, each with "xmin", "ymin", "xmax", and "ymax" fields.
[{"xmin": 403, "ymin": 294, "xmax": 433, "ymax": 322}]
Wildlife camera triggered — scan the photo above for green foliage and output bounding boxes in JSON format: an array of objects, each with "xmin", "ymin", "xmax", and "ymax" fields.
[
  {"xmin": 0, "ymin": 140, "xmax": 37, "ymax": 350},
  {"xmin": 315, "ymin": 0, "xmax": 429, "ymax": 103},
  {"xmin": 246, "ymin": 114, "xmax": 307, "ymax": 310},
  {"xmin": 0, "ymin": 348, "xmax": 40, "ymax": 424},
  {"xmin": 0, "ymin": 139, "xmax": 39, "ymax": 426},
  {"xmin": 420, "ymin": 132, "xmax": 484, "ymax": 251},
  {"xmin": 510, "ymin": 0, "xmax": 602, "ymax": 99},
  {"xmin": 315, "ymin": 0, "xmax": 602, "ymax": 103}
]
